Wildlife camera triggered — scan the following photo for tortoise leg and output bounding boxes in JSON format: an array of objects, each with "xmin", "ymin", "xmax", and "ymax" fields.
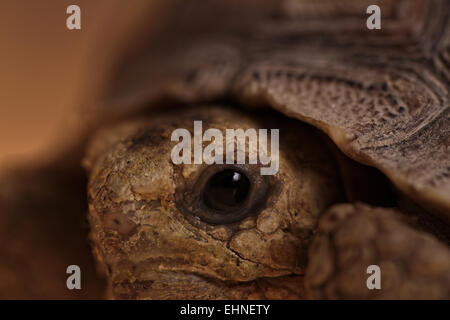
[
  {"xmin": 305, "ymin": 203, "xmax": 450, "ymax": 299},
  {"xmin": 0, "ymin": 156, "xmax": 105, "ymax": 299}
]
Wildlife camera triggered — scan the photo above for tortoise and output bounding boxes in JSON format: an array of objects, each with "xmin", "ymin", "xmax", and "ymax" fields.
[{"xmin": 0, "ymin": 0, "xmax": 449, "ymax": 299}]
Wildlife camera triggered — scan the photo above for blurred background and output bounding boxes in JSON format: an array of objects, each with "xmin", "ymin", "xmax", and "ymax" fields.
[{"xmin": 0, "ymin": 0, "xmax": 162, "ymax": 169}]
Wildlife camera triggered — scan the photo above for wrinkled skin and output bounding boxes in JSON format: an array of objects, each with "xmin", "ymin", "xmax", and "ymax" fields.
[
  {"xmin": 1, "ymin": 0, "xmax": 450, "ymax": 300},
  {"xmin": 0, "ymin": 105, "xmax": 449, "ymax": 299},
  {"xmin": 307, "ymin": 203, "xmax": 450, "ymax": 299},
  {"xmin": 84, "ymin": 106, "xmax": 450, "ymax": 299},
  {"xmin": 84, "ymin": 106, "xmax": 344, "ymax": 299}
]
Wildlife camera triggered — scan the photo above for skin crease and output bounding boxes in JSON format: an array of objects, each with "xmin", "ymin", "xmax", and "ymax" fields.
[
  {"xmin": 84, "ymin": 105, "xmax": 345, "ymax": 299},
  {"xmin": 80, "ymin": 0, "xmax": 450, "ymax": 299},
  {"xmin": 1, "ymin": 0, "xmax": 449, "ymax": 300}
]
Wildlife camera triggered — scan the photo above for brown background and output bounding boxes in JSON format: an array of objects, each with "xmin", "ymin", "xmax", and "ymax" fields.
[{"xmin": 0, "ymin": 1, "xmax": 157, "ymax": 169}]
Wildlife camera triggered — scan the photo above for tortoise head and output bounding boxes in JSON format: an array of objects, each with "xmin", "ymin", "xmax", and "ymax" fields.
[
  {"xmin": 84, "ymin": 105, "xmax": 344, "ymax": 299},
  {"xmin": 83, "ymin": 0, "xmax": 450, "ymax": 299}
]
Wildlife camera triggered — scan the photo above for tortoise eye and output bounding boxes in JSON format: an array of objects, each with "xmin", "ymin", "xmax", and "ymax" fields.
[
  {"xmin": 203, "ymin": 169, "xmax": 251, "ymax": 211},
  {"xmin": 178, "ymin": 164, "xmax": 269, "ymax": 225}
]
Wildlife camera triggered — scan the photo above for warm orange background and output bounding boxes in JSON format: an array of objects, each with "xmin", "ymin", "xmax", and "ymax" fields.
[{"xmin": 0, "ymin": 1, "xmax": 158, "ymax": 168}]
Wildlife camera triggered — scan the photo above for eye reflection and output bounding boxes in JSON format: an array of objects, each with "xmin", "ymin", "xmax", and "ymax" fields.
[
  {"xmin": 203, "ymin": 170, "xmax": 251, "ymax": 211},
  {"xmin": 177, "ymin": 164, "xmax": 270, "ymax": 225}
]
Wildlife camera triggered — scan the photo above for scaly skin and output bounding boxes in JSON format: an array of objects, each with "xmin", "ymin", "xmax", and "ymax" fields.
[
  {"xmin": 84, "ymin": 106, "xmax": 344, "ymax": 299},
  {"xmin": 307, "ymin": 203, "xmax": 450, "ymax": 299},
  {"xmin": 0, "ymin": 0, "xmax": 449, "ymax": 300},
  {"xmin": 0, "ymin": 105, "xmax": 449, "ymax": 299},
  {"xmin": 84, "ymin": 106, "xmax": 450, "ymax": 299}
]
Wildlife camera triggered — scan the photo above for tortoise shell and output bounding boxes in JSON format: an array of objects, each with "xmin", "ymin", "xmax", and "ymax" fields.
[{"xmin": 100, "ymin": 0, "xmax": 450, "ymax": 221}]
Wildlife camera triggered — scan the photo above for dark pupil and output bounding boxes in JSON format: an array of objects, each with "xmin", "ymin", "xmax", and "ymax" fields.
[{"xmin": 204, "ymin": 170, "xmax": 251, "ymax": 211}]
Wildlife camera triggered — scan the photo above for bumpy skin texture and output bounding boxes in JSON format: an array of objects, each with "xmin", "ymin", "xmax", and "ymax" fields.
[
  {"xmin": 85, "ymin": 106, "xmax": 450, "ymax": 299},
  {"xmin": 98, "ymin": 1, "xmax": 449, "ymax": 299},
  {"xmin": 307, "ymin": 203, "xmax": 450, "ymax": 299},
  {"xmin": 85, "ymin": 106, "xmax": 344, "ymax": 299},
  {"xmin": 107, "ymin": 0, "xmax": 450, "ymax": 222},
  {"xmin": 0, "ymin": 0, "xmax": 449, "ymax": 299}
]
